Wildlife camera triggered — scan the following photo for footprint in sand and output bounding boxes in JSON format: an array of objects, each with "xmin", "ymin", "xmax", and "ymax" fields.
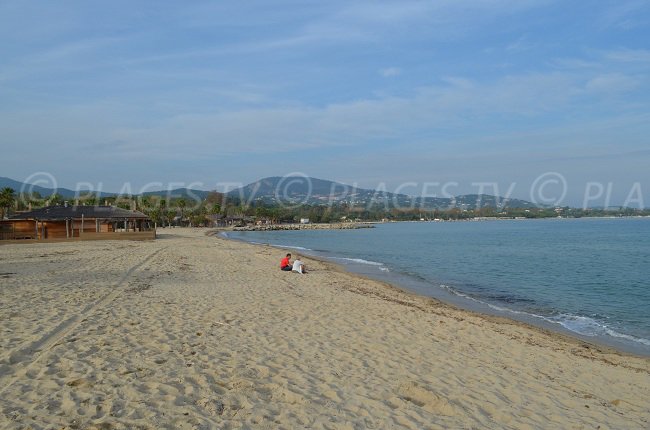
[
  {"xmin": 396, "ymin": 382, "xmax": 455, "ymax": 416},
  {"xmin": 66, "ymin": 378, "xmax": 91, "ymax": 387},
  {"xmin": 196, "ymin": 397, "xmax": 225, "ymax": 416}
]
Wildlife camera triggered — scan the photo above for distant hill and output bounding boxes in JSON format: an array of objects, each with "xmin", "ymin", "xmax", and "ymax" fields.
[
  {"xmin": 227, "ymin": 176, "xmax": 379, "ymax": 204},
  {"xmin": 0, "ymin": 177, "xmax": 211, "ymax": 201},
  {"xmin": 1, "ymin": 175, "xmax": 540, "ymax": 209},
  {"xmin": 448, "ymin": 194, "xmax": 539, "ymax": 210},
  {"xmin": 141, "ymin": 188, "xmax": 210, "ymax": 200},
  {"xmin": 0, "ymin": 176, "xmax": 88, "ymax": 199},
  {"xmin": 227, "ymin": 176, "xmax": 540, "ymax": 209}
]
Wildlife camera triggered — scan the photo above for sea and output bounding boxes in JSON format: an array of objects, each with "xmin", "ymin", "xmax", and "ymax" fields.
[{"xmin": 224, "ymin": 217, "xmax": 650, "ymax": 356}]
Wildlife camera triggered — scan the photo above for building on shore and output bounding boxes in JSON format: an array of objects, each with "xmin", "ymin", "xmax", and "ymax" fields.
[{"xmin": 0, "ymin": 205, "xmax": 155, "ymax": 241}]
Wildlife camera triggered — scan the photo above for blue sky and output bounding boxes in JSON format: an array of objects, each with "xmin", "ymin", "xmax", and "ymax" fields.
[{"xmin": 1, "ymin": 1, "xmax": 649, "ymax": 206}]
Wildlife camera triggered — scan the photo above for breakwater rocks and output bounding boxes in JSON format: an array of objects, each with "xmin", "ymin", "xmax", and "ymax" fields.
[{"xmin": 233, "ymin": 223, "xmax": 375, "ymax": 231}]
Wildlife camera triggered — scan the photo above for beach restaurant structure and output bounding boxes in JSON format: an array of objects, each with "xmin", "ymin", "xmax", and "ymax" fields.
[{"xmin": 0, "ymin": 205, "xmax": 155, "ymax": 241}]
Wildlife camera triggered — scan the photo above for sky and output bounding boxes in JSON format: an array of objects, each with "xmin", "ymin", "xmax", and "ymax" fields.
[{"xmin": 1, "ymin": 0, "xmax": 649, "ymax": 207}]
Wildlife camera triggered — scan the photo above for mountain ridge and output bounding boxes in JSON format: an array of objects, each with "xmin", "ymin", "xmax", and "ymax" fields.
[
  {"xmin": 1, "ymin": 176, "xmax": 539, "ymax": 209},
  {"xmin": 226, "ymin": 176, "xmax": 539, "ymax": 209}
]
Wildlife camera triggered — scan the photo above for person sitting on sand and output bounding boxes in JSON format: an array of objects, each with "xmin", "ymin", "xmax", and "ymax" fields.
[
  {"xmin": 292, "ymin": 256, "xmax": 306, "ymax": 274},
  {"xmin": 280, "ymin": 253, "xmax": 293, "ymax": 271}
]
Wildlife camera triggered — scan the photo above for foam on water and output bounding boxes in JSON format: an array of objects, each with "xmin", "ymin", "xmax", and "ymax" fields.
[
  {"xmin": 275, "ymin": 244, "xmax": 311, "ymax": 251},
  {"xmin": 332, "ymin": 257, "xmax": 384, "ymax": 266},
  {"xmin": 439, "ymin": 285, "xmax": 650, "ymax": 347},
  {"xmin": 247, "ymin": 240, "xmax": 312, "ymax": 251},
  {"xmin": 332, "ymin": 257, "xmax": 391, "ymax": 272},
  {"xmin": 552, "ymin": 314, "xmax": 650, "ymax": 346}
]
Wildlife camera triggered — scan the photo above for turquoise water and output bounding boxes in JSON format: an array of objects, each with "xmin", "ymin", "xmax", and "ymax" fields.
[{"xmin": 226, "ymin": 218, "xmax": 650, "ymax": 355}]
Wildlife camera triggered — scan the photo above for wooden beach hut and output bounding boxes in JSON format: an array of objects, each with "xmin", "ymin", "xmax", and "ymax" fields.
[{"xmin": 0, "ymin": 205, "xmax": 155, "ymax": 242}]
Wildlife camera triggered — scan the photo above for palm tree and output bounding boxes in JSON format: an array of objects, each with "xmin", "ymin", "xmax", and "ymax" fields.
[
  {"xmin": 0, "ymin": 187, "xmax": 16, "ymax": 219},
  {"xmin": 139, "ymin": 195, "xmax": 152, "ymax": 212},
  {"xmin": 177, "ymin": 198, "xmax": 187, "ymax": 225},
  {"xmin": 209, "ymin": 203, "xmax": 221, "ymax": 215},
  {"xmin": 166, "ymin": 210, "xmax": 176, "ymax": 227},
  {"xmin": 48, "ymin": 193, "xmax": 63, "ymax": 206},
  {"xmin": 159, "ymin": 199, "xmax": 167, "ymax": 227}
]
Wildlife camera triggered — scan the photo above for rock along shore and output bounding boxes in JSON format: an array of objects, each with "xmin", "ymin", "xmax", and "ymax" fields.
[{"xmin": 232, "ymin": 223, "xmax": 375, "ymax": 231}]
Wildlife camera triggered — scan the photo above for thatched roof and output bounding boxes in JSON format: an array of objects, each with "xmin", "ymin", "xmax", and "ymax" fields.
[{"xmin": 9, "ymin": 206, "xmax": 149, "ymax": 221}]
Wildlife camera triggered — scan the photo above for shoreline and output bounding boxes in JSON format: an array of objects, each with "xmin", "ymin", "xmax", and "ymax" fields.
[
  {"xmin": 209, "ymin": 227, "xmax": 650, "ymax": 365},
  {"xmin": 212, "ymin": 228, "xmax": 650, "ymax": 367},
  {"xmin": 1, "ymin": 227, "xmax": 649, "ymax": 428},
  {"xmin": 216, "ymin": 228, "xmax": 650, "ymax": 358}
]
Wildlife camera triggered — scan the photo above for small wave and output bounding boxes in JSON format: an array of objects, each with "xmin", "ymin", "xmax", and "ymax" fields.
[
  {"xmin": 332, "ymin": 257, "xmax": 384, "ymax": 266},
  {"xmin": 439, "ymin": 285, "xmax": 529, "ymax": 315},
  {"xmin": 276, "ymin": 244, "xmax": 311, "ymax": 251},
  {"xmin": 438, "ymin": 285, "xmax": 650, "ymax": 347},
  {"xmin": 219, "ymin": 234, "xmax": 311, "ymax": 251},
  {"xmin": 553, "ymin": 314, "xmax": 603, "ymax": 336},
  {"xmin": 243, "ymin": 240, "xmax": 311, "ymax": 251},
  {"xmin": 379, "ymin": 267, "xmax": 390, "ymax": 272},
  {"xmin": 552, "ymin": 314, "xmax": 650, "ymax": 346},
  {"xmin": 604, "ymin": 329, "xmax": 650, "ymax": 346}
]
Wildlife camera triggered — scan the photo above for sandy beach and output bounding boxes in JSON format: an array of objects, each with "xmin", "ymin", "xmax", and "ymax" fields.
[{"xmin": 1, "ymin": 228, "xmax": 649, "ymax": 429}]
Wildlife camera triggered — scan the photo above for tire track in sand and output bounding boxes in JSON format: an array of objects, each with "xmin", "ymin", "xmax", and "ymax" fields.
[
  {"xmin": 0, "ymin": 246, "xmax": 167, "ymax": 397},
  {"xmin": 0, "ymin": 247, "xmax": 125, "ymax": 356}
]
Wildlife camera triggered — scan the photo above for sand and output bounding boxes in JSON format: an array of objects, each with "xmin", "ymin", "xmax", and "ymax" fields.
[{"xmin": 0, "ymin": 228, "xmax": 648, "ymax": 429}]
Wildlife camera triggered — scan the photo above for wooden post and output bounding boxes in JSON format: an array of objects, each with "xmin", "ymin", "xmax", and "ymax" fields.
[
  {"xmin": 124, "ymin": 219, "xmax": 127, "ymax": 232},
  {"xmin": 66, "ymin": 219, "xmax": 69, "ymax": 238},
  {"xmin": 34, "ymin": 220, "xmax": 38, "ymax": 239},
  {"xmin": 81, "ymin": 214, "xmax": 84, "ymax": 236},
  {"xmin": 96, "ymin": 218, "xmax": 99, "ymax": 233}
]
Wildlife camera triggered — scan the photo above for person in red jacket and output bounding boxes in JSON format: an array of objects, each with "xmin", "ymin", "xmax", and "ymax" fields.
[{"xmin": 280, "ymin": 253, "xmax": 292, "ymax": 271}]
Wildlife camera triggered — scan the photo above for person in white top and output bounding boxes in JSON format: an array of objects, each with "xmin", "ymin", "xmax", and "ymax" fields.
[{"xmin": 292, "ymin": 257, "xmax": 306, "ymax": 274}]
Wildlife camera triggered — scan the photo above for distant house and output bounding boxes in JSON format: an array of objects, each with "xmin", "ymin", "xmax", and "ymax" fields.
[
  {"xmin": 208, "ymin": 214, "xmax": 226, "ymax": 227},
  {"xmin": 0, "ymin": 205, "xmax": 154, "ymax": 241},
  {"xmin": 300, "ymin": 218, "xmax": 310, "ymax": 224}
]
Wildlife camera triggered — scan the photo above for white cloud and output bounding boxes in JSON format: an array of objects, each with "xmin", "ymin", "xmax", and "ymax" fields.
[
  {"xmin": 506, "ymin": 35, "xmax": 534, "ymax": 52},
  {"xmin": 0, "ymin": 37, "xmax": 123, "ymax": 82},
  {"xmin": 380, "ymin": 67, "xmax": 401, "ymax": 77},
  {"xmin": 585, "ymin": 73, "xmax": 640, "ymax": 94},
  {"xmin": 596, "ymin": 0, "xmax": 650, "ymax": 29},
  {"xmin": 549, "ymin": 58, "xmax": 601, "ymax": 70},
  {"xmin": 1, "ymin": 69, "xmax": 625, "ymax": 161},
  {"xmin": 603, "ymin": 48, "xmax": 650, "ymax": 63}
]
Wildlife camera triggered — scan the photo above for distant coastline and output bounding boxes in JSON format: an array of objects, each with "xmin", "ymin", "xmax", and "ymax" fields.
[
  {"xmin": 232, "ymin": 222, "xmax": 375, "ymax": 231},
  {"xmin": 229, "ymin": 214, "xmax": 650, "ymax": 231}
]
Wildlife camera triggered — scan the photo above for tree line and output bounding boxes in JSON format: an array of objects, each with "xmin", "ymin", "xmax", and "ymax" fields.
[{"xmin": 1, "ymin": 187, "xmax": 649, "ymax": 225}]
